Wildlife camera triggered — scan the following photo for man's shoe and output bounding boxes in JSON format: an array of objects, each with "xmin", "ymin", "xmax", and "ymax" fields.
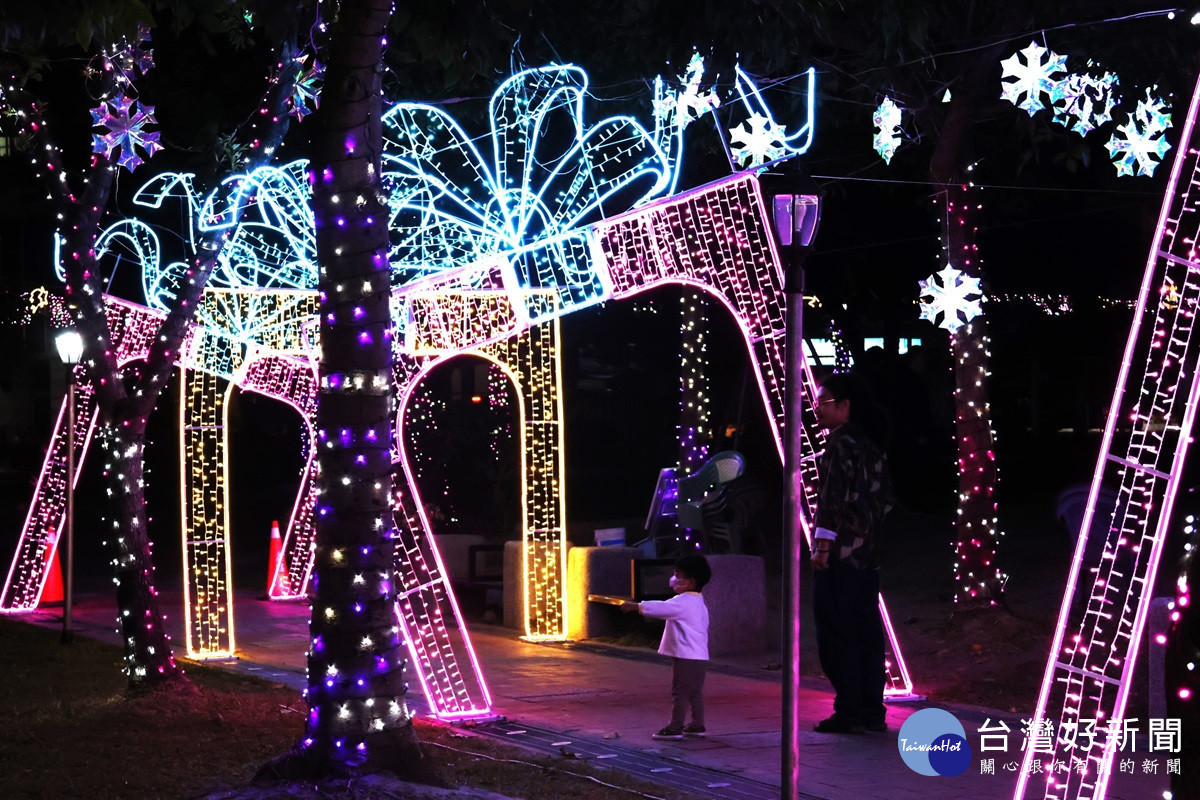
[
  {"xmin": 813, "ymin": 715, "xmax": 865, "ymax": 734},
  {"xmin": 865, "ymin": 720, "xmax": 887, "ymax": 733},
  {"xmin": 652, "ymin": 726, "xmax": 684, "ymax": 740},
  {"xmin": 682, "ymin": 723, "xmax": 707, "ymax": 737}
]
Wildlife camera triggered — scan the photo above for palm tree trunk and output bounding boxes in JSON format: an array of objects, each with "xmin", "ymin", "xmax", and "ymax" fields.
[{"xmin": 259, "ymin": 0, "xmax": 435, "ymax": 781}]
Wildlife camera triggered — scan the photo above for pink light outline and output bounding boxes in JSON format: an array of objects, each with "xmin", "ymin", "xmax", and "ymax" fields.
[
  {"xmin": 0, "ymin": 380, "xmax": 99, "ymax": 612},
  {"xmin": 1014, "ymin": 71, "xmax": 1200, "ymax": 800},
  {"xmin": 236, "ymin": 350, "xmax": 321, "ymax": 600}
]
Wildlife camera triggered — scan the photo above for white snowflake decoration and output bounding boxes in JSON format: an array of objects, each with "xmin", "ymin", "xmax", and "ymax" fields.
[
  {"xmin": 1000, "ymin": 41, "xmax": 1067, "ymax": 117},
  {"xmin": 872, "ymin": 97, "xmax": 902, "ymax": 164},
  {"xmin": 918, "ymin": 265, "xmax": 984, "ymax": 332},
  {"xmin": 729, "ymin": 113, "xmax": 788, "ymax": 168},
  {"xmin": 91, "ymin": 94, "xmax": 162, "ymax": 171},
  {"xmin": 1105, "ymin": 88, "xmax": 1172, "ymax": 177},
  {"xmin": 1051, "ymin": 70, "xmax": 1119, "ymax": 136},
  {"xmin": 652, "ymin": 52, "xmax": 719, "ymax": 131}
]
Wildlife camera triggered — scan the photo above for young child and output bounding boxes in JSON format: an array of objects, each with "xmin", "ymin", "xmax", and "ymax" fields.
[{"xmin": 621, "ymin": 554, "xmax": 712, "ymax": 739}]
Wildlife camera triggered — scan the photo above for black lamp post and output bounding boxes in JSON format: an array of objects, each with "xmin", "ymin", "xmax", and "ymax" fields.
[
  {"xmin": 54, "ymin": 329, "xmax": 83, "ymax": 645},
  {"xmin": 763, "ymin": 167, "xmax": 821, "ymax": 799}
]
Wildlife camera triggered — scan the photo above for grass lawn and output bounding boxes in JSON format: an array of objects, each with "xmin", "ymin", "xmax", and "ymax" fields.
[{"xmin": 0, "ymin": 617, "xmax": 695, "ymax": 800}]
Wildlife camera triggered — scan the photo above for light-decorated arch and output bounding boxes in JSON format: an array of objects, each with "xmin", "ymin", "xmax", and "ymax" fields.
[{"xmin": 7, "ymin": 62, "xmax": 919, "ymax": 720}]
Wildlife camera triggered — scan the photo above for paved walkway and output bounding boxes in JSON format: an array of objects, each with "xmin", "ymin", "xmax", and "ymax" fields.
[{"xmin": 27, "ymin": 590, "xmax": 1168, "ymax": 800}]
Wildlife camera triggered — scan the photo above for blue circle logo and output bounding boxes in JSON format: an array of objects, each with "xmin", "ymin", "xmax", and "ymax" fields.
[{"xmin": 897, "ymin": 708, "xmax": 972, "ymax": 777}]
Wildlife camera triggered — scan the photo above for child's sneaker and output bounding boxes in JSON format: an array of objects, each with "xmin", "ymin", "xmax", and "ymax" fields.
[
  {"xmin": 682, "ymin": 723, "xmax": 707, "ymax": 737},
  {"xmin": 652, "ymin": 725, "xmax": 684, "ymax": 740}
]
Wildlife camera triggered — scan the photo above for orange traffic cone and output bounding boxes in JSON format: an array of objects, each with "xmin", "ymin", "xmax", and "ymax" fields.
[
  {"xmin": 42, "ymin": 527, "xmax": 64, "ymax": 604},
  {"xmin": 266, "ymin": 520, "xmax": 289, "ymax": 596}
]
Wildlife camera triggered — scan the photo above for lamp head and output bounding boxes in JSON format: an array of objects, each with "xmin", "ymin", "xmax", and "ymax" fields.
[{"xmin": 55, "ymin": 330, "xmax": 83, "ymax": 365}]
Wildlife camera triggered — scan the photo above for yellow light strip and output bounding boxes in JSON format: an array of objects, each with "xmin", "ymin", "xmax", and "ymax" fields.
[{"xmin": 178, "ymin": 367, "xmax": 235, "ymax": 658}]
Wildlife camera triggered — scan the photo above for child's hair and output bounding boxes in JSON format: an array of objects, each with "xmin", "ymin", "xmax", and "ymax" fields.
[{"xmin": 675, "ymin": 554, "xmax": 712, "ymax": 590}]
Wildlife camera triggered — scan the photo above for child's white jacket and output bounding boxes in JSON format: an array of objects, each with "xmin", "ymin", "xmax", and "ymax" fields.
[{"xmin": 639, "ymin": 591, "xmax": 710, "ymax": 660}]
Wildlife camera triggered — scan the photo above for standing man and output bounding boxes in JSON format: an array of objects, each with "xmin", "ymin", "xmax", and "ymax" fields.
[{"xmin": 810, "ymin": 371, "xmax": 895, "ymax": 734}]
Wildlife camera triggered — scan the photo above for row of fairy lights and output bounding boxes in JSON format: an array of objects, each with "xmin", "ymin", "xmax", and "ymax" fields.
[
  {"xmin": 594, "ymin": 176, "xmax": 912, "ymax": 693},
  {"xmin": 0, "ymin": 379, "xmax": 95, "ymax": 609},
  {"xmin": 402, "ymin": 380, "xmax": 461, "ymax": 530},
  {"xmin": 2, "ymin": 26, "xmax": 169, "ymax": 684},
  {"xmin": 484, "ymin": 327, "xmax": 565, "ymax": 639},
  {"xmin": 391, "ymin": 358, "xmax": 490, "ymax": 714},
  {"xmin": 676, "ymin": 288, "xmax": 711, "ymax": 551},
  {"xmin": 242, "ymin": 355, "xmax": 319, "ymax": 599},
  {"xmin": 936, "ymin": 186, "xmax": 1008, "ymax": 604},
  {"xmin": 1167, "ymin": 513, "xmax": 1197, "ymax": 800},
  {"xmin": 598, "ymin": 179, "xmax": 787, "ymax": 430},
  {"xmin": 1060, "ymin": 265, "xmax": 1199, "ymax": 794},
  {"xmin": 180, "ymin": 368, "xmax": 233, "ymax": 656},
  {"xmin": 1015, "ymin": 211, "xmax": 1200, "ymax": 796},
  {"xmin": 295, "ymin": 0, "xmax": 416, "ymax": 752},
  {"xmin": 2, "ymin": 7, "xmax": 308, "ymax": 679}
]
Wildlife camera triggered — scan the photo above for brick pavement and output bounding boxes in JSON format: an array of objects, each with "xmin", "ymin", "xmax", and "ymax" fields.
[{"xmin": 25, "ymin": 590, "xmax": 1170, "ymax": 800}]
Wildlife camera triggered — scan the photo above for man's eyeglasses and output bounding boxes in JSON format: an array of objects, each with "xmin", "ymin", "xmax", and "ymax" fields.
[{"xmin": 816, "ymin": 397, "xmax": 842, "ymax": 406}]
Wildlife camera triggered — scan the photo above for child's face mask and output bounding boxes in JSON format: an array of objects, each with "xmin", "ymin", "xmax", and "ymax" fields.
[{"xmin": 670, "ymin": 575, "xmax": 688, "ymax": 591}]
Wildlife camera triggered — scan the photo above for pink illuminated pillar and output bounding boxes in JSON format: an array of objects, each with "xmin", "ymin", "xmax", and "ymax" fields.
[{"xmin": 1014, "ymin": 71, "xmax": 1200, "ymax": 800}]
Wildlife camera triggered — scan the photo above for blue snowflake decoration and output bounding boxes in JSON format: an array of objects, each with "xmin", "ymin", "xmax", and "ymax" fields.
[
  {"xmin": 872, "ymin": 97, "xmax": 902, "ymax": 164},
  {"xmin": 1105, "ymin": 88, "xmax": 1172, "ymax": 177},
  {"xmin": 290, "ymin": 57, "xmax": 324, "ymax": 121},
  {"xmin": 1000, "ymin": 41, "xmax": 1067, "ymax": 117},
  {"xmin": 91, "ymin": 94, "xmax": 162, "ymax": 171},
  {"xmin": 1050, "ymin": 69, "xmax": 1119, "ymax": 136}
]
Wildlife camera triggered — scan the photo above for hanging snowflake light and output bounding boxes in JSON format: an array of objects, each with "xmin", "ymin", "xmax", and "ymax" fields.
[
  {"xmin": 290, "ymin": 56, "xmax": 324, "ymax": 121},
  {"xmin": 1051, "ymin": 69, "xmax": 1119, "ymax": 136},
  {"xmin": 729, "ymin": 113, "xmax": 788, "ymax": 167},
  {"xmin": 652, "ymin": 52, "xmax": 719, "ymax": 131},
  {"xmin": 111, "ymin": 24, "xmax": 154, "ymax": 80},
  {"xmin": 999, "ymin": 40, "xmax": 1067, "ymax": 117},
  {"xmin": 872, "ymin": 97, "xmax": 902, "ymax": 164},
  {"xmin": 918, "ymin": 265, "xmax": 984, "ymax": 332},
  {"xmin": 91, "ymin": 94, "xmax": 162, "ymax": 171},
  {"xmin": 1105, "ymin": 87, "xmax": 1173, "ymax": 177}
]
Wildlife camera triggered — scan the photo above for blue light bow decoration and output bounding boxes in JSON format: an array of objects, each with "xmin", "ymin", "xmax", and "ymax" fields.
[
  {"xmin": 87, "ymin": 160, "xmax": 316, "ymax": 345},
  {"xmin": 80, "ymin": 61, "xmax": 819, "ymax": 348},
  {"xmin": 726, "ymin": 66, "xmax": 815, "ymax": 168},
  {"xmin": 380, "ymin": 64, "xmax": 672, "ymax": 317}
]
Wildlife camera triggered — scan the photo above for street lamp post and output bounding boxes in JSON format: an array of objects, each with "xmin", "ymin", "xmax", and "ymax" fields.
[
  {"xmin": 764, "ymin": 169, "xmax": 821, "ymax": 800},
  {"xmin": 54, "ymin": 329, "xmax": 83, "ymax": 646}
]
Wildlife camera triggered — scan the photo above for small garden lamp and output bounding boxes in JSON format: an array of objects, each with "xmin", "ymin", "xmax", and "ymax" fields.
[{"xmin": 54, "ymin": 328, "xmax": 83, "ymax": 645}]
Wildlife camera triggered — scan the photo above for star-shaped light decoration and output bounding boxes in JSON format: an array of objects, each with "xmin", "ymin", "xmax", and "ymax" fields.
[
  {"xmin": 91, "ymin": 94, "xmax": 162, "ymax": 171},
  {"xmin": 1105, "ymin": 88, "xmax": 1173, "ymax": 177},
  {"xmin": 918, "ymin": 265, "xmax": 984, "ymax": 332},
  {"xmin": 1050, "ymin": 69, "xmax": 1119, "ymax": 137},
  {"xmin": 290, "ymin": 56, "xmax": 324, "ymax": 121},
  {"xmin": 1000, "ymin": 41, "xmax": 1067, "ymax": 117},
  {"xmin": 872, "ymin": 97, "xmax": 902, "ymax": 164}
]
